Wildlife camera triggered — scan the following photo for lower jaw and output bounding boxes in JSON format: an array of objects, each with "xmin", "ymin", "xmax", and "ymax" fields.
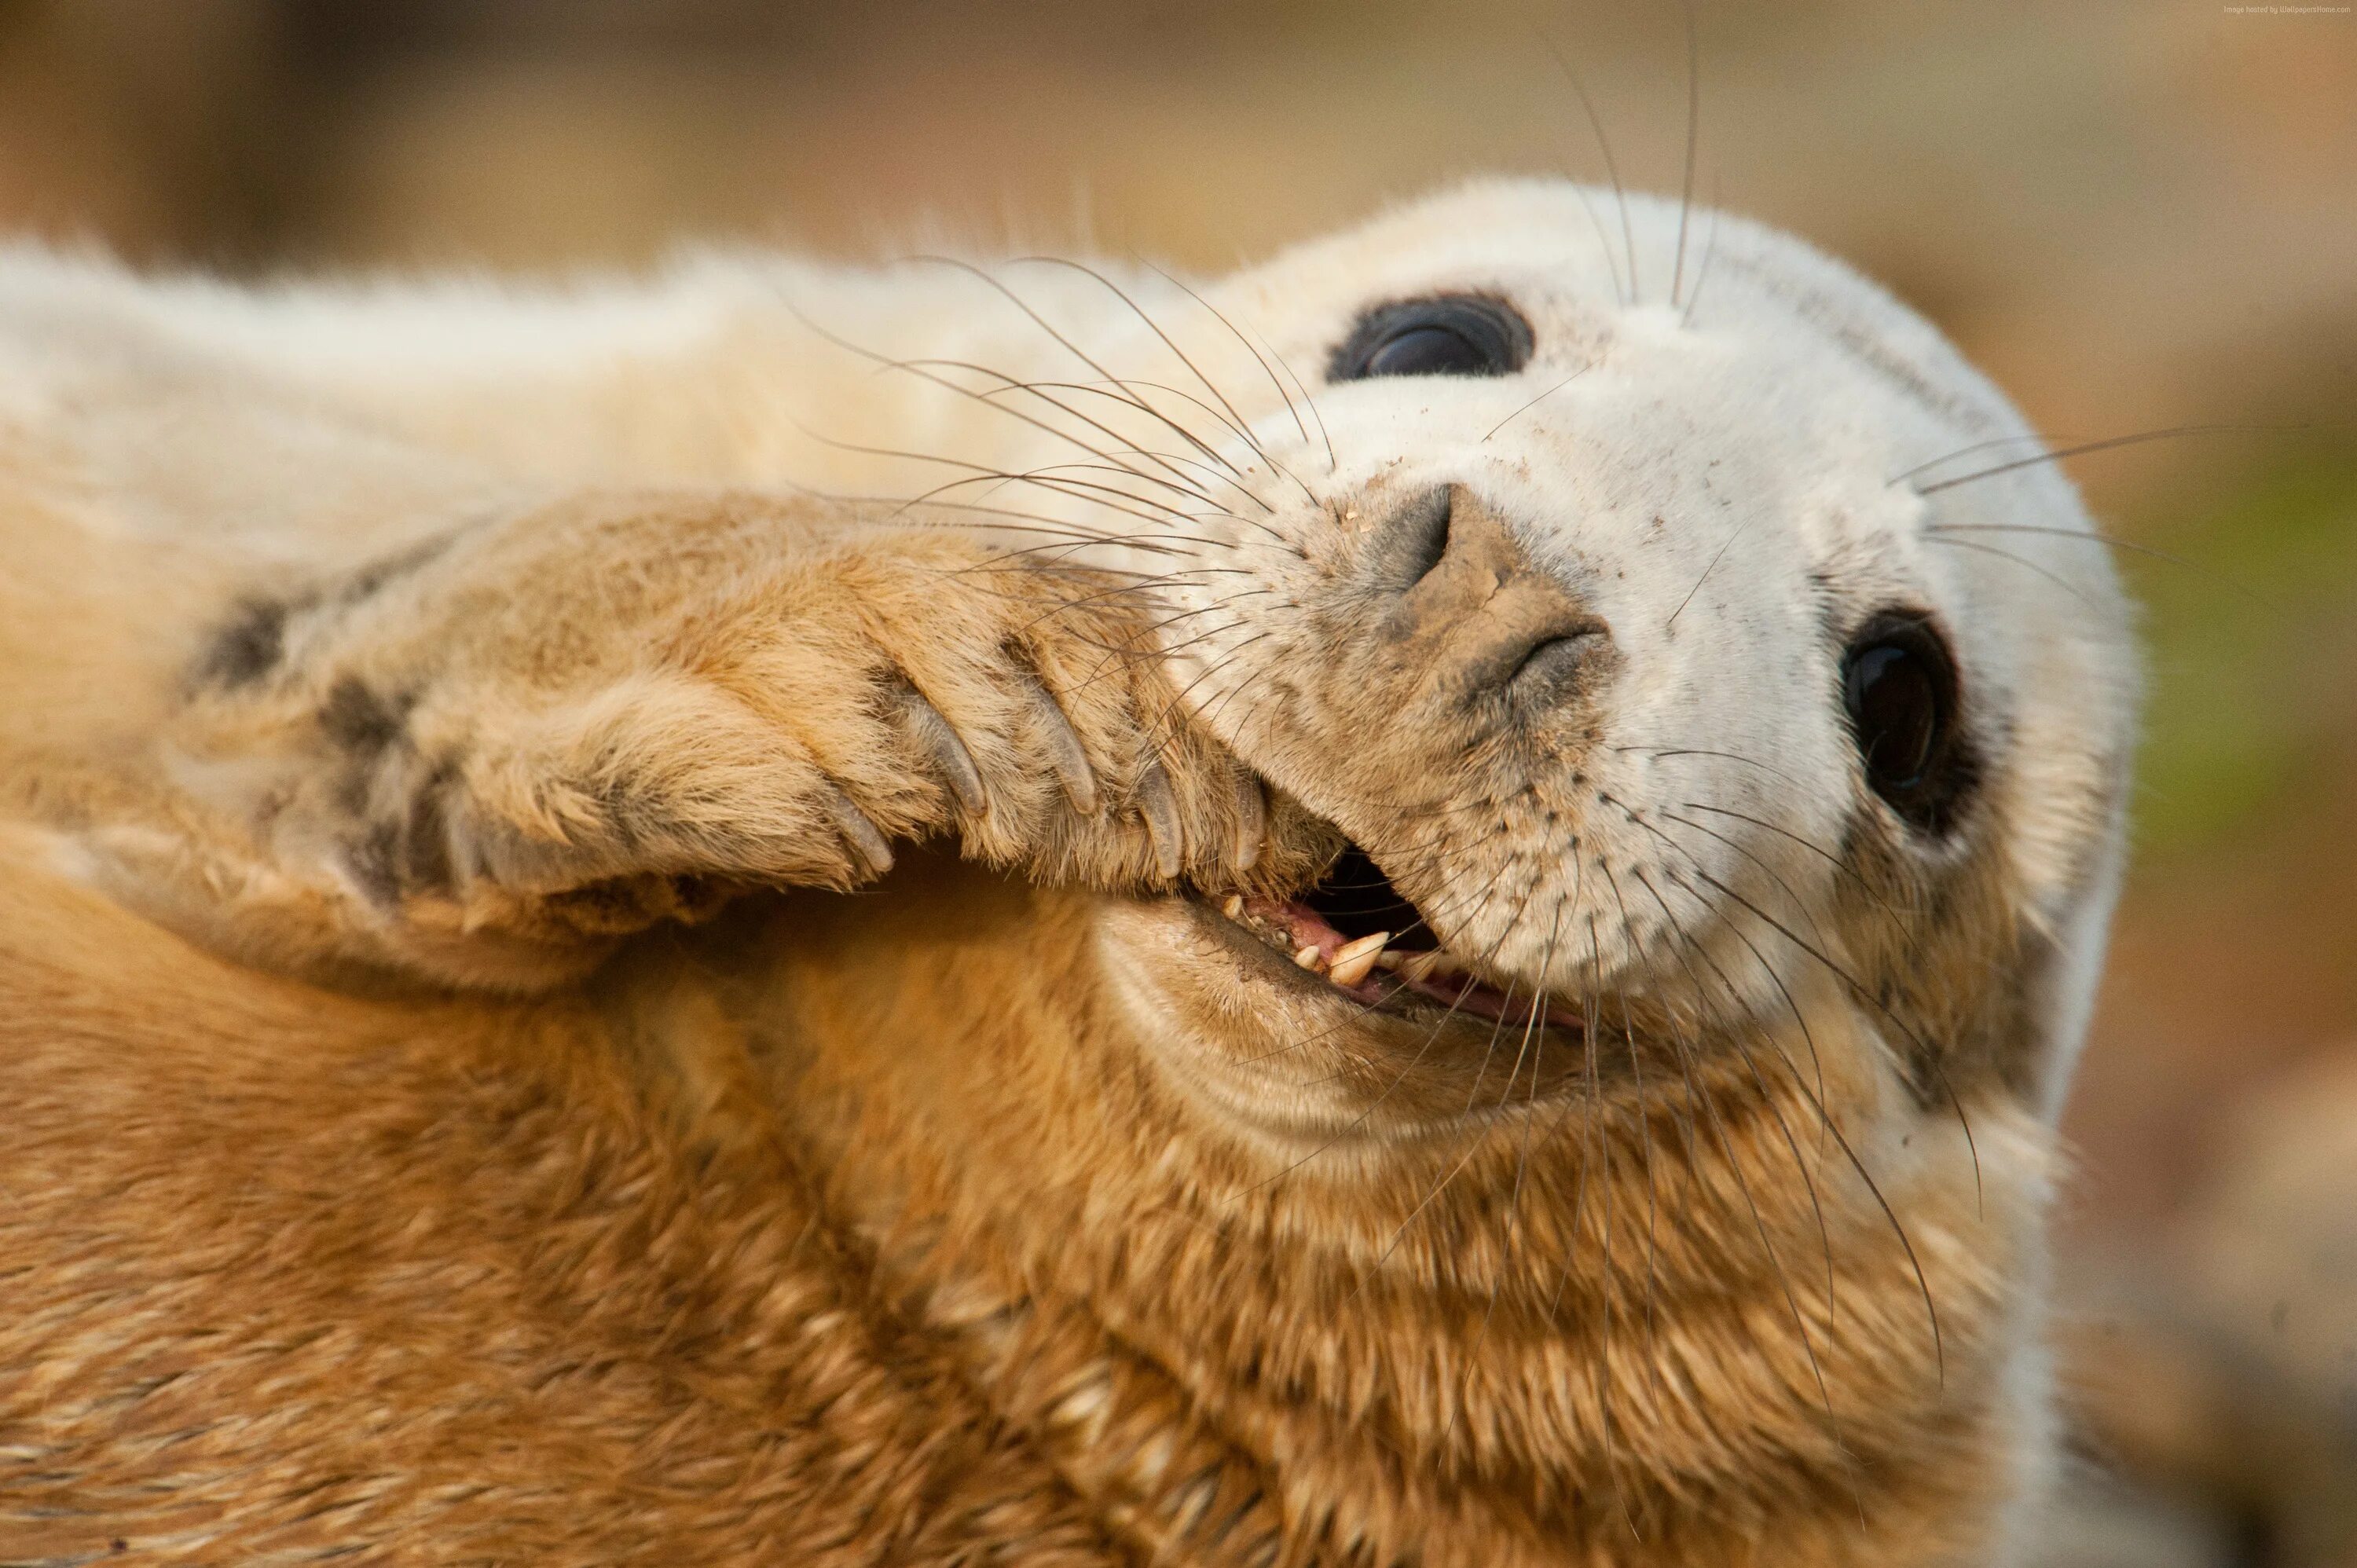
[{"xmin": 1202, "ymin": 891, "xmax": 1585, "ymax": 1035}]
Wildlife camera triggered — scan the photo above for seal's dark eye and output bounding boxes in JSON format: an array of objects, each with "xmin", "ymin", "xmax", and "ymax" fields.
[
  {"xmin": 1842, "ymin": 612, "xmax": 1964, "ymax": 832},
  {"xmin": 1328, "ymin": 296, "xmax": 1533, "ymax": 382}
]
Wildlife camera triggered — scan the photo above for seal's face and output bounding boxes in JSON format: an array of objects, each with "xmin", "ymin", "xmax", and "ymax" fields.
[{"xmin": 1071, "ymin": 179, "xmax": 2137, "ymax": 1159}]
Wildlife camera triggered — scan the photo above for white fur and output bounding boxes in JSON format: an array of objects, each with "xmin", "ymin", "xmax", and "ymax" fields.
[{"xmin": 0, "ymin": 174, "xmax": 2135, "ymax": 1105}]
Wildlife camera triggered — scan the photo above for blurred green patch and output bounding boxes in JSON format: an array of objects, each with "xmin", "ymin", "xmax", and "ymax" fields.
[{"xmin": 2125, "ymin": 445, "xmax": 2357, "ymax": 859}]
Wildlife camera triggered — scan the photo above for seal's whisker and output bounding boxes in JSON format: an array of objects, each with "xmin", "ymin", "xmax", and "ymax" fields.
[
  {"xmin": 1137, "ymin": 259, "xmax": 1321, "ymax": 493},
  {"xmin": 1674, "ymin": 801, "xmax": 1914, "ymax": 923},
  {"xmin": 1921, "ymin": 534, "xmax": 2099, "ymax": 608},
  {"xmin": 1926, "ymin": 522, "xmax": 2273, "ymax": 606},
  {"xmin": 1440, "ymin": 905, "xmax": 1561, "ymax": 1454},
  {"xmin": 1050, "ymin": 374, "xmax": 1310, "ymax": 517},
  {"xmin": 1023, "ymin": 375, "xmax": 1280, "ymax": 498},
  {"xmin": 1545, "ymin": 923, "xmax": 1667, "ymax": 1435},
  {"xmin": 1585, "ymin": 985, "xmax": 1637, "ymax": 1520},
  {"xmin": 1144, "ymin": 605, "xmax": 1270, "ymax": 658},
  {"xmin": 1188, "ymin": 655, "xmax": 1286, "ymax": 746},
  {"xmin": 1763, "ymin": 1025, "xmax": 1948, "ymax": 1395},
  {"xmin": 934, "ymin": 529, "xmax": 1201, "ymax": 567},
  {"xmin": 1668, "ymin": 861, "xmax": 1960, "ymax": 1367},
  {"xmin": 1452, "ymin": 975, "xmax": 1529, "ymax": 1111},
  {"xmin": 888, "ymin": 466, "xmax": 1247, "ymax": 543},
  {"xmin": 1343, "ymin": 1019, "xmax": 1525, "ymax": 1296},
  {"xmin": 1885, "ymin": 433, "xmax": 2064, "ymax": 489},
  {"xmin": 1664, "ymin": 513, "xmax": 1753, "ymax": 631},
  {"xmin": 1239, "ymin": 319, "xmax": 1338, "ymax": 475},
  {"xmin": 1592, "ymin": 859, "xmax": 1712, "ymax": 1186},
  {"xmin": 801, "ymin": 427, "xmax": 1218, "ymax": 526},
  {"xmin": 1135, "ymin": 632, "xmax": 1277, "ymax": 753},
  {"xmin": 1009, "ymin": 256, "xmax": 1292, "ymax": 482},
  {"xmin": 1567, "ymin": 885, "xmax": 1706, "ymax": 1538},
  {"xmin": 1569, "ymin": 181, "xmax": 1630, "ymax": 312},
  {"xmin": 955, "ymin": 387, "xmax": 1222, "ymax": 506},
  {"xmin": 816, "ymin": 496, "xmax": 1205, "ymax": 562},
  {"xmin": 997, "ymin": 580, "xmax": 1270, "ymax": 653},
  {"xmin": 1482, "ymin": 365, "xmax": 1593, "ymax": 445},
  {"xmin": 1544, "ymin": 34, "xmax": 1640, "ymax": 306},
  {"xmin": 1621, "ymin": 743, "xmax": 1807, "ymax": 790},
  {"xmin": 975, "ymin": 460, "xmax": 1226, "ymax": 518},
  {"xmin": 1089, "ymin": 439, "xmax": 1278, "ymax": 517},
  {"xmin": 948, "ymin": 560, "xmax": 1233, "ymax": 604},
  {"xmin": 1642, "ymin": 891, "xmax": 1854, "ymax": 1478},
  {"xmin": 1615, "ymin": 979, "xmax": 1673, "ymax": 1422},
  {"xmin": 1105, "ymin": 618, "xmax": 1263, "ymax": 716},
  {"xmin": 832, "ymin": 490, "xmax": 1160, "ymax": 540},
  {"xmin": 1908, "ymin": 422, "xmax": 2274, "ymax": 496},
  {"xmin": 962, "ymin": 372, "xmax": 1255, "ymax": 490},
  {"xmin": 1644, "ymin": 809, "xmax": 1831, "ymax": 954},
  {"xmin": 1681, "ymin": 177, "xmax": 1725, "ymax": 329},
  {"xmin": 958, "ymin": 372, "xmax": 1263, "ymax": 500},
  {"xmin": 891, "ymin": 364, "xmax": 1239, "ymax": 511},
  {"xmin": 1324, "ymin": 866, "xmax": 1560, "ymax": 1280},
  {"xmin": 977, "ymin": 469, "xmax": 1259, "ymax": 536},
  {"xmin": 1671, "ymin": 862, "xmax": 1926, "ymax": 1094},
  {"xmin": 941, "ymin": 522, "xmax": 1213, "ymax": 561},
  {"xmin": 902, "ymin": 253, "xmax": 1232, "ymax": 504},
  {"xmin": 1670, "ymin": 0, "xmax": 1703, "ymax": 312},
  {"xmin": 777, "ymin": 295, "xmax": 1219, "ymax": 507},
  {"xmin": 1648, "ymin": 869, "xmax": 1846, "ymax": 1344},
  {"xmin": 1712, "ymin": 914, "xmax": 1955, "ymax": 1398},
  {"xmin": 1627, "ymin": 811, "xmax": 1834, "ymax": 1116}
]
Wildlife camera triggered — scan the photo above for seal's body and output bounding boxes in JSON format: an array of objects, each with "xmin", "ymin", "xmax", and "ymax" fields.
[{"xmin": 0, "ymin": 181, "xmax": 2135, "ymax": 1565}]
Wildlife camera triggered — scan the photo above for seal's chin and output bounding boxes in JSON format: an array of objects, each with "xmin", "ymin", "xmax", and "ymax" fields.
[
  {"xmin": 1094, "ymin": 834, "xmax": 1627, "ymax": 1142},
  {"xmin": 1193, "ymin": 837, "xmax": 1585, "ymax": 1037}
]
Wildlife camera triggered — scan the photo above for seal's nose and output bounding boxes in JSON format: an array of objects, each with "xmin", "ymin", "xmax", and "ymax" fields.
[{"xmin": 1369, "ymin": 484, "xmax": 1613, "ymax": 714}]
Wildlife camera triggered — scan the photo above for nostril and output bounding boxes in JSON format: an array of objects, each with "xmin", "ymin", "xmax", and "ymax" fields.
[
  {"xmin": 1505, "ymin": 624, "xmax": 1611, "ymax": 708},
  {"xmin": 1381, "ymin": 485, "xmax": 1454, "ymax": 592}
]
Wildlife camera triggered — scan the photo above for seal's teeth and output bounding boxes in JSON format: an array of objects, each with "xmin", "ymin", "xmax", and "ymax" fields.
[
  {"xmin": 1423, "ymin": 950, "xmax": 1475, "ymax": 983},
  {"xmin": 1292, "ymin": 943, "xmax": 1325, "ymax": 971},
  {"xmin": 1220, "ymin": 893, "xmax": 1244, "ymax": 919},
  {"xmin": 1327, "ymin": 932, "xmax": 1388, "ymax": 987}
]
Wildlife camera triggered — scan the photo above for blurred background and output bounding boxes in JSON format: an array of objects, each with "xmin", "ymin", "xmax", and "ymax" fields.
[{"xmin": 1, "ymin": 0, "xmax": 2348, "ymax": 1559}]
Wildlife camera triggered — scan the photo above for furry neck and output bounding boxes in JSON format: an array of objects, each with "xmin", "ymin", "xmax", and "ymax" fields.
[{"xmin": 636, "ymin": 851, "xmax": 2045, "ymax": 1567}]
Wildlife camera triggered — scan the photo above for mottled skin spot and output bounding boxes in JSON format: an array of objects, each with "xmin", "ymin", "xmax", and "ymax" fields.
[
  {"xmin": 318, "ymin": 678, "xmax": 410, "ymax": 758},
  {"xmin": 196, "ymin": 597, "xmax": 299, "ymax": 689}
]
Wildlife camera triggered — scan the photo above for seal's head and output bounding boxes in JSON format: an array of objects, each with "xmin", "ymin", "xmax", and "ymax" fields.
[
  {"xmin": 805, "ymin": 176, "xmax": 2140, "ymax": 1559},
  {"xmin": 1079, "ymin": 179, "xmax": 2135, "ymax": 1147}
]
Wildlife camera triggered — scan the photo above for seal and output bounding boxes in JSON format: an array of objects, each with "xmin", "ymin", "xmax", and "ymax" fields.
[{"xmin": 0, "ymin": 178, "xmax": 2138, "ymax": 1566}]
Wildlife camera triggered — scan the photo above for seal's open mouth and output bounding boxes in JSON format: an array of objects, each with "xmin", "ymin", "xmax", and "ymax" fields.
[{"xmin": 1211, "ymin": 841, "xmax": 1581, "ymax": 1031}]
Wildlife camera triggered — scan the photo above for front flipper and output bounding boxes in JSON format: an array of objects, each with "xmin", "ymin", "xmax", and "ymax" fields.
[{"xmin": 156, "ymin": 492, "xmax": 1274, "ymax": 987}]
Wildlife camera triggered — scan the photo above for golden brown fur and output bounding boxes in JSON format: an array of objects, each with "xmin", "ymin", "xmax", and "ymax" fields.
[
  {"xmin": 0, "ymin": 833, "xmax": 2047, "ymax": 1565},
  {"xmin": 0, "ymin": 181, "xmax": 2135, "ymax": 1564}
]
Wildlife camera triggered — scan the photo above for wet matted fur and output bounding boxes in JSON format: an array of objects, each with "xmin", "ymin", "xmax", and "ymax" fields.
[{"xmin": 0, "ymin": 181, "xmax": 2137, "ymax": 1565}]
